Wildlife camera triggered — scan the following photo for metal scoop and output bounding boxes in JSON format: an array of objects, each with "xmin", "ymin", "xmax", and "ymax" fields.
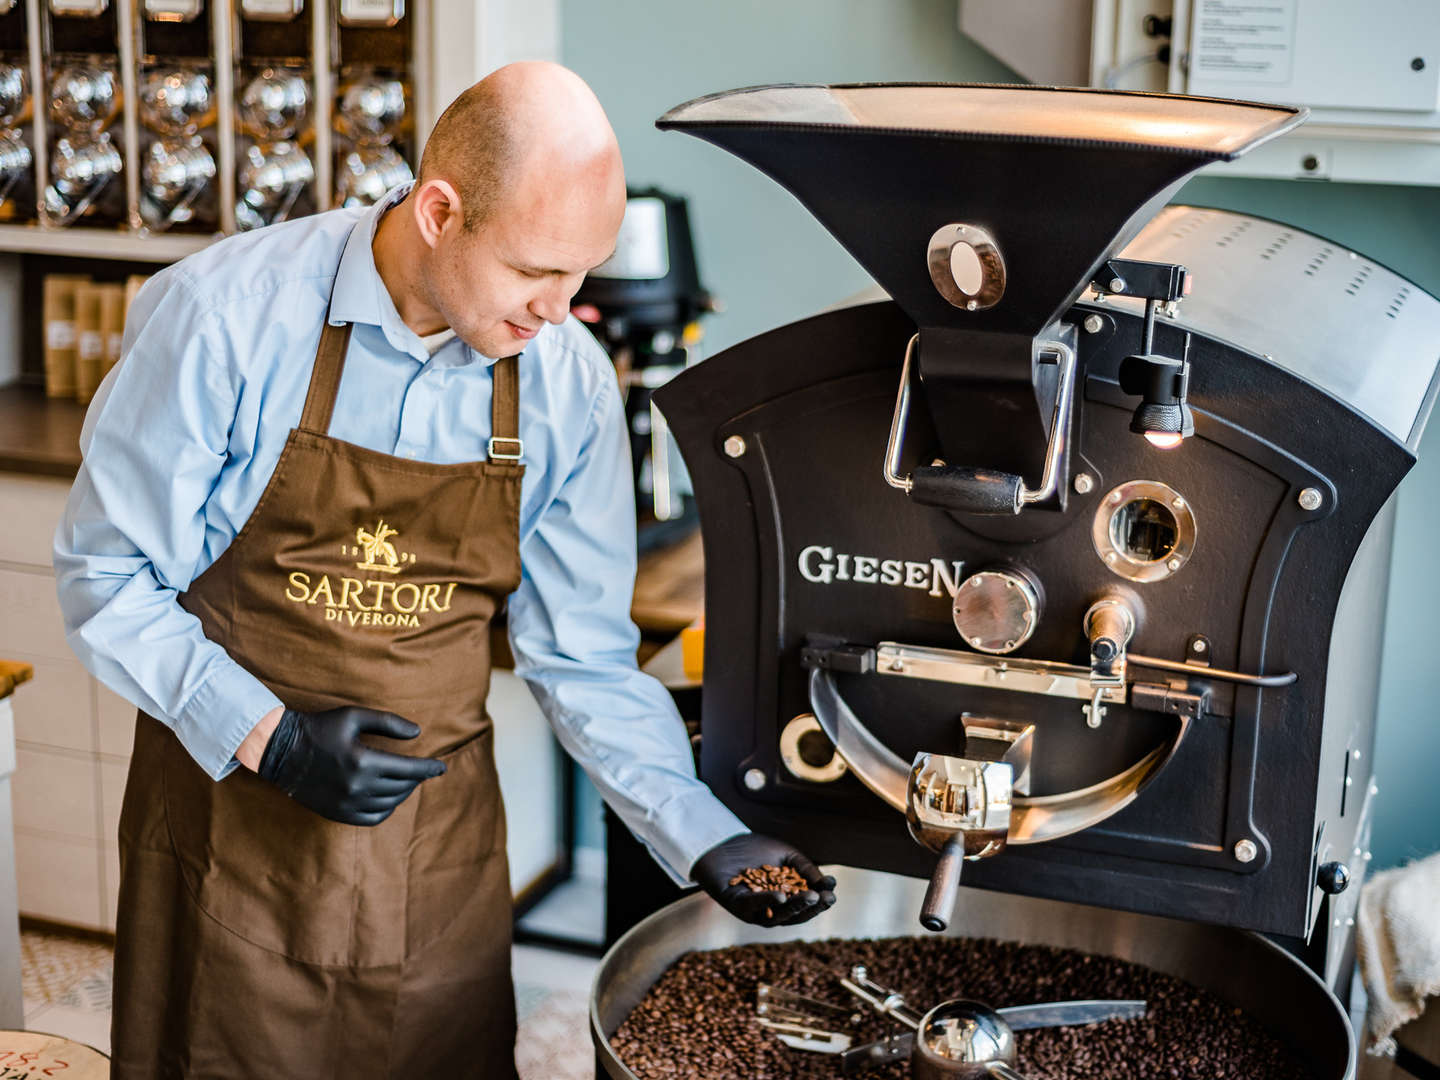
[{"xmin": 839, "ymin": 966, "xmax": 1145, "ymax": 1077}]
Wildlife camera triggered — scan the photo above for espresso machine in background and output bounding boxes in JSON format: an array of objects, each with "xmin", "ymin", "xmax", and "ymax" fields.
[
  {"xmin": 43, "ymin": 0, "xmax": 125, "ymax": 227},
  {"xmin": 588, "ymin": 84, "xmax": 1440, "ymax": 1079},
  {"xmin": 573, "ymin": 187, "xmax": 718, "ymax": 551}
]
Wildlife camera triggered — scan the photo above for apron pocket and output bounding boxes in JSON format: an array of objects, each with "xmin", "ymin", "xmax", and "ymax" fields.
[
  {"xmin": 162, "ymin": 731, "xmax": 390, "ymax": 968},
  {"xmin": 403, "ymin": 727, "xmax": 506, "ymax": 958}
]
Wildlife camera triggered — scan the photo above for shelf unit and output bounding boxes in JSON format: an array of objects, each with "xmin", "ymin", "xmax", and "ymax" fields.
[
  {"xmin": 5, "ymin": 0, "xmax": 416, "ymax": 256},
  {"xmin": 0, "ymin": 0, "xmax": 561, "ymax": 261}
]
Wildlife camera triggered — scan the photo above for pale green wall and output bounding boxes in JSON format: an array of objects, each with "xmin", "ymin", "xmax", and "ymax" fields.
[
  {"xmin": 563, "ymin": 0, "xmax": 1018, "ymax": 358},
  {"xmin": 563, "ymin": 2, "xmax": 1440, "ymax": 871}
]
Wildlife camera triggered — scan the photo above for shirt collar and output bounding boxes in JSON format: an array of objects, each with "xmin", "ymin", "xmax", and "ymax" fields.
[
  {"xmin": 328, "ymin": 183, "xmax": 437, "ymax": 363},
  {"xmin": 328, "ymin": 181, "xmax": 525, "ymax": 369}
]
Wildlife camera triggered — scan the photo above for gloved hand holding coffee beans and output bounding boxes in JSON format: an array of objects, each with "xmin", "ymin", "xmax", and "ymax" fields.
[{"xmin": 691, "ymin": 833, "xmax": 837, "ymax": 927}]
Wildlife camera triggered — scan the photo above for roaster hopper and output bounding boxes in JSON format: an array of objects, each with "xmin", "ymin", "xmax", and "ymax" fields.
[{"xmin": 590, "ymin": 83, "xmax": 1440, "ymax": 1078}]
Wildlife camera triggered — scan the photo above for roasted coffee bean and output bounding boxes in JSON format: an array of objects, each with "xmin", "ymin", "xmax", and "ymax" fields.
[
  {"xmin": 728, "ymin": 864, "xmax": 811, "ymax": 897},
  {"xmin": 609, "ymin": 936, "xmax": 1316, "ymax": 1080}
]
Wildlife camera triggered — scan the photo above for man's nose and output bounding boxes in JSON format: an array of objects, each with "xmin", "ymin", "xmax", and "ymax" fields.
[{"xmin": 531, "ymin": 278, "xmax": 577, "ymax": 325}]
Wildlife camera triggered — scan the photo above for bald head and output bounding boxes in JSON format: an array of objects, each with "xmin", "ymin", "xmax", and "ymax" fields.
[
  {"xmin": 419, "ymin": 61, "xmax": 623, "ymax": 230},
  {"xmin": 375, "ymin": 63, "xmax": 626, "ymax": 357}
]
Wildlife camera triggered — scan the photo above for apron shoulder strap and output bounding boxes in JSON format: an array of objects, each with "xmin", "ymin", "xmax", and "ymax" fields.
[
  {"xmin": 487, "ymin": 354, "xmax": 523, "ymax": 463},
  {"xmin": 298, "ymin": 320, "xmax": 354, "ymax": 435}
]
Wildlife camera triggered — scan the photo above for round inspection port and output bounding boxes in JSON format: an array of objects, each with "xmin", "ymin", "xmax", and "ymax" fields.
[
  {"xmin": 779, "ymin": 714, "xmax": 847, "ymax": 784},
  {"xmin": 1092, "ymin": 480, "xmax": 1196, "ymax": 583},
  {"xmin": 927, "ymin": 223, "xmax": 1006, "ymax": 311},
  {"xmin": 1110, "ymin": 497, "xmax": 1178, "ymax": 563}
]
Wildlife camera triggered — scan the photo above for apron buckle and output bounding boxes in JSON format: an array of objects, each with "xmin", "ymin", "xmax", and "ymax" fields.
[{"xmin": 487, "ymin": 436, "xmax": 524, "ymax": 462}]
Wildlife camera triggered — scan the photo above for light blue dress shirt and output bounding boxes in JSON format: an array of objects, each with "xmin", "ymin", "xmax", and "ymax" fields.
[{"xmin": 52, "ymin": 185, "xmax": 746, "ymax": 884}]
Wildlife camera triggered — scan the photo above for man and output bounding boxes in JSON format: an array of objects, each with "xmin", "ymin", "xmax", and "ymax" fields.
[{"xmin": 53, "ymin": 62, "xmax": 835, "ymax": 1078}]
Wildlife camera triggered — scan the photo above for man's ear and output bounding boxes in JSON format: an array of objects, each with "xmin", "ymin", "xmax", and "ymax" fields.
[{"xmin": 412, "ymin": 178, "xmax": 463, "ymax": 248}]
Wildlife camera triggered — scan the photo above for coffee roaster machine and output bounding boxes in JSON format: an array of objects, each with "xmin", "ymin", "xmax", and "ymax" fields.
[{"xmin": 590, "ymin": 84, "xmax": 1440, "ymax": 1079}]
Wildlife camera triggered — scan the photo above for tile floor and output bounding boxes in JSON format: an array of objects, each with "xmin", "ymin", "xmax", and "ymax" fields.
[{"xmin": 20, "ymin": 924, "xmax": 600, "ymax": 1079}]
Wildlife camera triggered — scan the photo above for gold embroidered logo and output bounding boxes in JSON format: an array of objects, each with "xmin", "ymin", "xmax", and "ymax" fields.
[
  {"xmin": 355, "ymin": 520, "xmax": 410, "ymax": 574},
  {"xmin": 281, "ymin": 516, "xmax": 454, "ymax": 632}
]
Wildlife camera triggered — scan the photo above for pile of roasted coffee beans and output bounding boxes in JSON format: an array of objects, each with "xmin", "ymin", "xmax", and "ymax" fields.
[
  {"xmin": 609, "ymin": 936, "xmax": 1316, "ymax": 1079},
  {"xmin": 728, "ymin": 865, "xmax": 811, "ymax": 897}
]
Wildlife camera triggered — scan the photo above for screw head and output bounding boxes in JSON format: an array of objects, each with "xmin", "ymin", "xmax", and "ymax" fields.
[
  {"xmin": 1413, "ymin": 57, "xmax": 1426, "ymax": 71},
  {"xmin": 1192, "ymin": 639, "xmax": 1207, "ymax": 654},
  {"xmin": 1298, "ymin": 486, "xmax": 1324, "ymax": 511},
  {"xmin": 1234, "ymin": 839, "xmax": 1258, "ymax": 863},
  {"xmin": 1109, "ymin": 277, "xmax": 1126, "ymax": 293},
  {"xmin": 1104, "ymin": 552, "xmax": 1117, "ymax": 565},
  {"xmin": 1082, "ymin": 313, "xmax": 1104, "ymax": 334},
  {"xmin": 1074, "ymin": 473, "xmax": 1095, "ymax": 495},
  {"xmin": 724, "ymin": 435, "xmax": 747, "ymax": 458},
  {"xmin": 743, "ymin": 768, "xmax": 766, "ymax": 792},
  {"xmin": 1109, "ymin": 491, "xmax": 1122, "ymax": 504},
  {"xmin": 1171, "ymin": 496, "xmax": 1185, "ymax": 509},
  {"xmin": 1166, "ymin": 557, "xmax": 1182, "ymax": 572}
]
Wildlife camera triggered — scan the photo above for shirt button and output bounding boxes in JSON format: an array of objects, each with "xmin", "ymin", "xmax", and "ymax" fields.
[{"xmin": 406, "ymin": 450, "xmax": 417, "ymax": 458}]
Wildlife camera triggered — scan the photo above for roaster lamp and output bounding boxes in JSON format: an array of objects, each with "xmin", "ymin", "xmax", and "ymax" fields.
[{"xmin": 1119, "ymin": 314, "xmax": 1194, "ymax": 449}]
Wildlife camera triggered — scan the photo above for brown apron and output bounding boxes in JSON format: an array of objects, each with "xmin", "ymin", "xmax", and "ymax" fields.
[{"xmin": 111, "ymin": 317, "xmax": 526, "ymax": 1079}]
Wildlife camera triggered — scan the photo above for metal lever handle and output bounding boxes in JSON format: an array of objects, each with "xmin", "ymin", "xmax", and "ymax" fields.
[
  {"xmin": 987, "ymin": 1063, "xmax": 1034, "ymax": 1080},
  {"xmin": 920, "ymin": 838, "xmax": 965, "ymax": 932},
  {"xmin": 808, "ymin": 665, "xmax": 1192, "ymax": 844},
  {"xmin": 884, "ymin": 334, "xmax": 1075, "ymax": 515},
  {"xmin": 841, "ymin": 966, "xmax": 925, "ymax": 1030},
  {"xmin": 998, "ymin": 999, "xmax": 1147, "ymax": 1030}
]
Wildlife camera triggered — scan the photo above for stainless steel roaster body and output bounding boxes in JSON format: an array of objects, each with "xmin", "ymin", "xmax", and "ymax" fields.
[{"xmin": 590, "ymin": 868, "xmax": 1355, "ymax": 1080}]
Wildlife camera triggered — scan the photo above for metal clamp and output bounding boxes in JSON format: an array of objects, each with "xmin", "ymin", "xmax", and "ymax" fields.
[{"xmin": 883, "ymin": 334, "xmax": 1075, "ymax": 514}]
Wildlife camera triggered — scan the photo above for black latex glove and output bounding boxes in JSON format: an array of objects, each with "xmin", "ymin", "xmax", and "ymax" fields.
[
  {"xmin": 257, "ymin": 706, "xmax": 446, "ymax": 826},
  {"xmin": 691, "ymin": 833, "xmax": 837, "ymax": 928}
]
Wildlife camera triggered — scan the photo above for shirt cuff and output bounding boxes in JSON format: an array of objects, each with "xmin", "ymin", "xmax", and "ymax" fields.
[
  {"xmin": 173, "ymin": 660, "xmax": 283, "ymax": 780},
  {"xmin": 644, "ymin": 785, "xmax": 750, "ymax": 887}
]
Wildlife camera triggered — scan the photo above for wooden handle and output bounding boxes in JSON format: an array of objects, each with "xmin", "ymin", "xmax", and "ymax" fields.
[{"xmin": 919, "ymin": 839, "xmax": 965, "ymax": 932}]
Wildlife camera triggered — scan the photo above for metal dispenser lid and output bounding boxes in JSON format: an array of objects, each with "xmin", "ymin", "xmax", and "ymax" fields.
[{"xmin": 658, "ymin": 84, "xmax": 1305, "ymax": 339}]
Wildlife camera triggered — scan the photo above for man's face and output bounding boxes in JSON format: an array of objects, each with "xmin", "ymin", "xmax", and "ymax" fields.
[{"xmin": 421, "ymin": 169, "xmax": 623, "ymax": 358}]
